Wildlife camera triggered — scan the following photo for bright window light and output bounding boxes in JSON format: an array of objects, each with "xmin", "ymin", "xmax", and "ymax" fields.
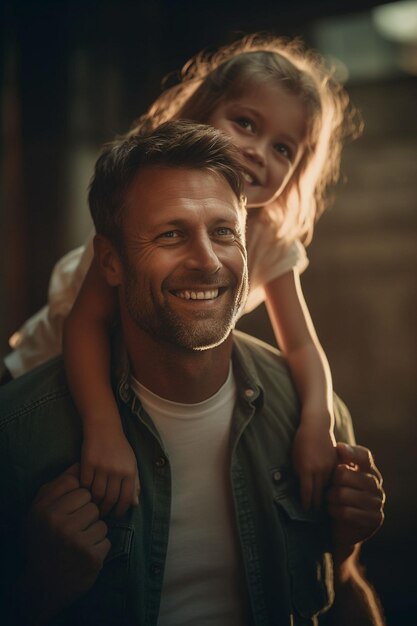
[{"xmin": 373, "ymin": 1, "xmax": 417, "ymax": 43}]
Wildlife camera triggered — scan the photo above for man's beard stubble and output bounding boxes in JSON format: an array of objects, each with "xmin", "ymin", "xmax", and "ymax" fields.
[{"xmin": 123, "ymin": 262, "xmax": 248, "ymax": 352}]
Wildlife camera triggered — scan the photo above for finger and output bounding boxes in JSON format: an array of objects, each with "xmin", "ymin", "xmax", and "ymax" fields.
[
  {"xmin": 299, "ymin": 474, "xmax": 313, "ymax": 511},
  {"xmin": 80, "ymin": 463, "xmax": 95, "ymax": 490},
  {"xmin": 79, "ymin": 536, "xmax": 112, "ymax": 573},
  {"xmin": 99, "ymin": 477, "xmax": 121, "ymax": 518},
  {"xmin": 65, "ymin": 463, "xmax": 81, "ymax": 478},
  {"xmin": 332, "ymin": 464, "xmax": 382, "ymax": 495},
  {"xmin": 35, "ymin": 472, "xmax": 81, "ymax": 506},
  {"xmin": 327, "ymin": 503, "xmax": 384, "ymax": 532},
  {"xmin": 83, "ymin": 519, "xmax": 108, "ymax": 545},
  {"xmin": 91, "ymin": 472, "xmax": 108, "ymax": 505},
  {"xmin": 92, "ymin": 537, "xmax": 112, "ymax": 562},
  {"xmin": 327, "ymin": 484, "xmax": 383, "ymax": 512},
  {"xmin": 328, "ymin": 466, "xmax": 385, "ymax": 510},
  {"xmin": 336, "ymin": 444, "xmax": 381, "ymax": 484},
  {"xmin": 114, "ymin": 477, "xmax": 135, "ymax": 518},
  {"xmin": 51, "ymin": 487, "xmax": 93, "ymax": 515},
  {"xmin": 68, "ymin": 501, "xmax": 101, "ymax": 531}
]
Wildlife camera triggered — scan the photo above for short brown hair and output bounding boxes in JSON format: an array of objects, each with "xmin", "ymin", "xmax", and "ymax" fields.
[{"xmin": 89, "ymin": 120, "xmax": 246, "ymax": 250}]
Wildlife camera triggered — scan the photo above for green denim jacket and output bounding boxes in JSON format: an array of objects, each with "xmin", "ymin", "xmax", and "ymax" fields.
[{"xmin": 0, "ymin": 331, "xmax": 355, "ymax": 625}]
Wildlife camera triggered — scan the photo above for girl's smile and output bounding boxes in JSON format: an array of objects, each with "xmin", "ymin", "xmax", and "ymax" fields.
[{"xmin": 208, "ymin": 81, "xmax": 307, "ymax": 208}]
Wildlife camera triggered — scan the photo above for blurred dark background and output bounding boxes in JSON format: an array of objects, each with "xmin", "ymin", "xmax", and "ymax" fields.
[{"xmin": 1, "ymin": 1, "xmax": 416, "ymax": 623}]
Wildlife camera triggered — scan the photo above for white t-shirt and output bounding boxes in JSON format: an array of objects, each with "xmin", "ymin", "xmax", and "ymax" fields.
[
  {"xmin": 130, "ymin": 365, "xmax": 248, "ymax": 625},
  {"xmin": 5, "ymin": 217, "xmax": 308, "ymax": 377}
]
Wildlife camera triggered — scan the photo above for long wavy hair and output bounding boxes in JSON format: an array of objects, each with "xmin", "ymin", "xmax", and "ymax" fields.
[{"xmin": 127, "ymin": 33, "xmax": 362, "ymax": 244}]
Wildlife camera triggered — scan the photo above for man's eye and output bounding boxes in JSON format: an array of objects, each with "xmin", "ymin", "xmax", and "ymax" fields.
[
  {"xmin": 236, "ymin": 117, "xmax": 254, "ymax": 132},
  {"xmin": 157, "ymin": 230, "xmax": 181, "ymax": 242},
  {"xmin": 160, "ymin": 231, "xmax": 179, "ymax": 238},
  {"xmin": 214, "ymin": 227, "xmax": 235, "ymax": 239},
  {"xmin": 274, "ymin": 143, "xmax": 293, "ymax": 160}
]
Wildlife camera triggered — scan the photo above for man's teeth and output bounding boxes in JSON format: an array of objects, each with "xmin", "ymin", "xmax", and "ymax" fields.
[
  {"xmin": 243, "ymin": 172, "xmax": 254, "ymax": 184},
  {"xmin": 176, "ymin": 289, "xmax": 219, "ymax": 300}
]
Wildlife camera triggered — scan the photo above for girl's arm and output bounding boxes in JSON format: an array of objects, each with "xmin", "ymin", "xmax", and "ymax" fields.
[
  {"xmin": 63, "ymin": 260, "xmax": 139, "ymax": 517},
  {"xmin": 264, "ymin": 268, "xmax": 336, "ymax": 510}
]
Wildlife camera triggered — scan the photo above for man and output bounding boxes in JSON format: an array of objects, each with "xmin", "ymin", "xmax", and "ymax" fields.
[{"xmin": 0, "ymin": 121, "xmax": 385, "ymax": 625}]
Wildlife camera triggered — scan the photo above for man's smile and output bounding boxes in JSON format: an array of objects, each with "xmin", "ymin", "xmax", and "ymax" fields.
[{"xmin": 172, "ymin": 288, "xmax": 220, "ymax": 300}]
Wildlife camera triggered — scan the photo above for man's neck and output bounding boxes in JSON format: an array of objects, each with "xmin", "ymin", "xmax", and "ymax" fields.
[{"xmin": 124, "ymin": 330, "xmax": 234, "ymax": 404}]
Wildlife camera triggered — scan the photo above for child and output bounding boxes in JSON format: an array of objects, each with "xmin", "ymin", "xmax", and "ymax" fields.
[{"xmin": 5, "ymin": 34, "xmax": 361, "ymax": 516}]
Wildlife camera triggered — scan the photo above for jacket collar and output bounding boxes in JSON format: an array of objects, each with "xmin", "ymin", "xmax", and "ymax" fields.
[{"xmin": 112, "ymin": 328, "xmax": 265, "ymax": 410}]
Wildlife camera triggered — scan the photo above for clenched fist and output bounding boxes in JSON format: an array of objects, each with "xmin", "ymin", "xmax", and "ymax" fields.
[{"xmin": 19, "ymin": 464, "xmax": 111, "ymax": 624}]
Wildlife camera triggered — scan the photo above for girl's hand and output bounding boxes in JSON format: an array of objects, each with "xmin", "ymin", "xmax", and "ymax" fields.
[
  {"xmin": 292, "ymin": 413, "xmax": 337, "ymax": 511},
  {"xmin": 80, "ymin": 426, "xmax": 140, "ymax": 518}
]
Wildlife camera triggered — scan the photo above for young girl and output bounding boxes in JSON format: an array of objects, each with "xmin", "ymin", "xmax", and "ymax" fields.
[{"xmin": 6, "ymin": 34, "xmax": 360, "ymax": 516}]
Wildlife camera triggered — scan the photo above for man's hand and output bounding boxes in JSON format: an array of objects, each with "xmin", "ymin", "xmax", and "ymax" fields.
[
  {"xmin": 327, "ymin": 443, "xmax": 385, "ymax": 559},
  {"xmin": 20, "ymin": 464, "xmax": 111, "ymax": 623},
  {"xmin": 326, "ymin": 445, "xmax": 386, "ymax": 625}
]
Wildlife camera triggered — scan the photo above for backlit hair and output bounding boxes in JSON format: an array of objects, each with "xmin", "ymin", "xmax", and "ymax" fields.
[
  {"xmin": 128, "ymin": 33, "xmax": 362, "ymax": 244},
  {"xmin": 89, "ymin": 120, "xmax": 246, "ymax": 251}
]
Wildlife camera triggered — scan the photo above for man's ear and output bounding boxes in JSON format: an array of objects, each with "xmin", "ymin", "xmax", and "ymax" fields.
[{"xmin": 93, "ymin": 235, "xmax": 123, "ymax": 287}]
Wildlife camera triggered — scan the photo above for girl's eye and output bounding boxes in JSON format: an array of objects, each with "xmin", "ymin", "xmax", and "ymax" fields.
[
  {"xmin": 235, "ymin": 117, "xmax": 255, "ymax": 132},
  {"xmin": 274, "ymin": 143, "xmax": 293, "ymax": 160}
]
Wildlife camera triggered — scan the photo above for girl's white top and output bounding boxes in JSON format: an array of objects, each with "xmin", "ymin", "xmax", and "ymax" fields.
[{"xmin": 5, "ymin": 214, "xmax": 308, "ymax": 377}]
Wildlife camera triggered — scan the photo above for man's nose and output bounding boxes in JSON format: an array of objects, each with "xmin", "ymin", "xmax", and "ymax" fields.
[{"xmin": 183, "ymin": 235, "xmax": 221, "ymax": 273}]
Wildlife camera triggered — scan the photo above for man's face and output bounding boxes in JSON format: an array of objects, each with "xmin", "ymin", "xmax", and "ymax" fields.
[{"xmin": 118, "ymin": 166, "xmax": 248, "ymax": 351}]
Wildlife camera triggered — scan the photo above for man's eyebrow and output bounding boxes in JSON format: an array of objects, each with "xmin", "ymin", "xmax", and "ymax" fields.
[
  {"xmin": 150, "ymin": 209, "xmax": 241, "ymax": 229},
  {"xmin": 150, "ymin": 218, "xmax": 187, "ymax": 231},
  {"xmin": 211, "ymin": 216, "xmax": 241, "ymax": 226}
]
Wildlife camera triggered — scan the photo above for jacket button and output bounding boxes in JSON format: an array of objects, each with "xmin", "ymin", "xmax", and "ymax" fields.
[
  {"xmin": 155, "ymin": 457, "xmax": 166, "ymax": 467},
  {"xmin": 244, "ymin": 388, "xmax": 254, "ymax": 398},
  {"xmin": 273, "ymin": 470, "xmax": 282, "ymax": 482}
]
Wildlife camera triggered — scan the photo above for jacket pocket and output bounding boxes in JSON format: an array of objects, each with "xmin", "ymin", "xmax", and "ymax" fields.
[
  {"xmin": 106, "ymin": 521, "xmax": 134, "ymax": 562},
  {"xmin": 73, "ymin": 522, "xmax": 135, "ymax": 625},
  {"xmin": 274, "ymin": 489, "xmax": 334, "ymax": 621}
]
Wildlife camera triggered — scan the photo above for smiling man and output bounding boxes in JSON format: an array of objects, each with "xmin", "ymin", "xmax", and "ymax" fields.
[
  {"xmin": 111, "ymin": 161, "xmax": 248, "ymax": 359},
  {"xmin": 0, "ymin": 121, "xmax": 385, "ymax": 625}
]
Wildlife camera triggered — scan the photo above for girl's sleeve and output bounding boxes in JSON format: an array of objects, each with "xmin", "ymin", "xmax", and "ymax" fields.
[
  {"xmin": 4, "ymin": 232, "xmax": 95, "ymax": 378},
  {"xmin": 244, "ymin": 215, "xmax": 309, "ymax": 315}
]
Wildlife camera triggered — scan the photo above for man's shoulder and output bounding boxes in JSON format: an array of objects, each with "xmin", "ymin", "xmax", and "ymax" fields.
[
  {"xmin": 232, "ymin": 330, "xmax": 355, "ymax": 443},
  {"xmin": 232, "ymin": 330, "xmax": 290, "ymax": 377},
  {"xmin": 232, "ymin": 330, "xmax": 297, "ymax": 401},
  {"xmin": 0, "ymin": 357, "xmax": 71, "ymax": 427}
]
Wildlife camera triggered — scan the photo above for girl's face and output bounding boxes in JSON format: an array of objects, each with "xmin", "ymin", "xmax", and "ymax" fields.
[{"xmin": 207, "ymin": 81, "xmax": 307, "ymax": 208}]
